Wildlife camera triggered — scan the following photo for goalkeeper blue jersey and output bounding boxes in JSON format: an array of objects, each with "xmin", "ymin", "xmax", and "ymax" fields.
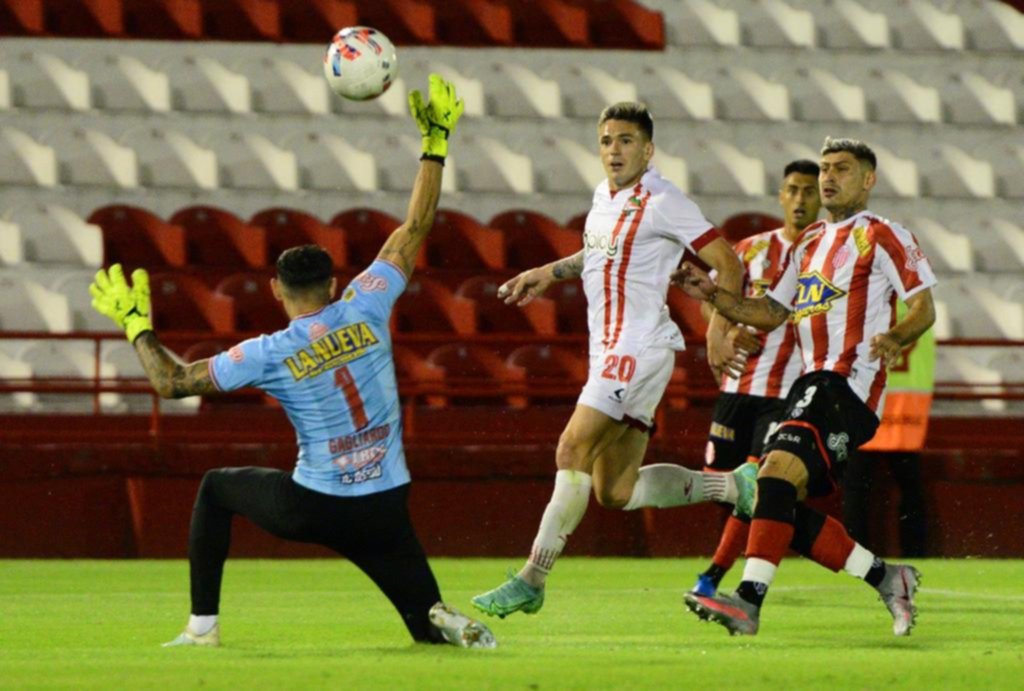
[{"xmin": 209, "ymin": 260, "xmax": 410, "ymax": 497}]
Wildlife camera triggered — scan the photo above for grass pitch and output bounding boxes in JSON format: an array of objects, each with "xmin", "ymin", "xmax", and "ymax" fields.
[{"xmin": 1, "ymin": 558, "xmax": 1021, "ymax": 689}]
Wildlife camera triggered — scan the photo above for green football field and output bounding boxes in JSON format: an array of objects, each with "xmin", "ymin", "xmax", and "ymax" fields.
[{"xmin": 1, "ymin": 558, "xmax": 1021, "ymax": 689}]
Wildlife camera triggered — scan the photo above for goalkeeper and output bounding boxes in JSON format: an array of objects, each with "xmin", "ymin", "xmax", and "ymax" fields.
[{"xmin": 90, "ymin": 76, "xmax": 495, "ymax": 650}]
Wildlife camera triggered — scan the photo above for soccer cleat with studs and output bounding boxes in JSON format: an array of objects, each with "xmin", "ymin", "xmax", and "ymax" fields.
[
  {"xmin": 876, "ymin": 564, "xmax": 921, "ymax": 636},
  {"xmin": 684, "ymin": 592, "xmax": 760, "ymax": 636},
  {"xmin": 428, "ymin": 602, "xmax": 497, "ymax": 649}
]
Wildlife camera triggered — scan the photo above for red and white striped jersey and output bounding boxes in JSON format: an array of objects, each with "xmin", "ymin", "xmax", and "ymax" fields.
[
  {"xmin": 721, "ymin": 228, "xmax": 803, "ymax": 399},
  {"xmin": 582, "ymin": 167, "xmax": 718, "ymax": 354},
  {"xmin": 767, "ymin": 210, "xmax": 937, "ymax": 413}
]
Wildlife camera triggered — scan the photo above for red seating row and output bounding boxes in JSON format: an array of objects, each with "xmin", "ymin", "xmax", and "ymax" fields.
[
  {"xmin": 91, "ymin": 205, "xmax": 586, "ymax": 272},
  {"xmin": 0, "ymin": 0, "xmax": 664, "ymax": 48}
]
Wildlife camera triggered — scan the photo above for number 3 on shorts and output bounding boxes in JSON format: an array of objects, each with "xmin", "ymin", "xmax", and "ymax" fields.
[
  {"xmin": 601, "ymin": 354, "xmax": 636, "ymax": 383},
  {"xmin": 795, "ymin": 385, "xmax": 817, "ymax": 408}
]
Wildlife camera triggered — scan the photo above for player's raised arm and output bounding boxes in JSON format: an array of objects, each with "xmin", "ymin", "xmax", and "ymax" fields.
[
  {"xmin": 672, "ymin": 261, "xmax": 791, "ymax": 333},
  {"xmin": 89, "ymin": 264, "xmax": 216, "ymax": 399},
  {"xmin": 497, "ymin": 250, "xmax": 584, "ymax": 307},
  {"xmin": 376, "ymin": 74, "xmax": 464, "ymax": 278},
  {"xmin": 869, "ymin": 288, "xmax": 936, "ymax": 367}
]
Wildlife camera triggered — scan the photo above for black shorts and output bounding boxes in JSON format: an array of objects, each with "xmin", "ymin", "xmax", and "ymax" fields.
[
  {"xmin": 762, "ymin": 371, "xmax": 879, "ymax": 497},
  {"xmin": 706, "ymin": 392, "xmax": 787, "ymax": 471}
]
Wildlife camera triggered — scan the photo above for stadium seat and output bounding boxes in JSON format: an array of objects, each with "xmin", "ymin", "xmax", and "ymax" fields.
[
  {"xmin": 0, "ymin": 349, "xmax": 36, "ymax": 412},
  {"xmin": 428, "ymin": 210, "xmax": 505, "ymax": 270},
  {"xmin": 719, "ymin": 212, "xmax": 783, "ymax": 243},
  {"xmin": 455, "ymin": 275, "xmax": 556, "ymax": 334},
  {"xmin": 250, "ymin": 207, "xmax": 347, "ymax": 267},
  {"xmin": 50, "ymin": 270, "xmax": 118, "ymax": 332},
  {"xmin": 402, "ymin": 60, "xmax": 486, "ymax": 117},
  {"xmin": 919, "ymin": 144, "xmax": 995, "ymax": 199},
  {"xmin": 886, "ymin": 0, "xmax": 964, "ymax": 50},
  {"xmin": 277, "ymin": 0, "xmax": 358, "ymax": 42},
  {"xmin": 209, "ymin": 131, "xmax": 298, "ymax": 191},
  {"xmin": 0, "ymin": 0, "xmax": 44, "ymax": 36},
  {"xmin": 666, "ymin": 288, "xmax": 706, "ymax": 341},
  {"xmin": 234, "ymin": 56, "xmax": 330, "ymax": 115},
  {"xmin": 424, "ymin": 342, "xmax": 509, "ymax": 406},
  {"xmin": 544, "ymin": 63, "xmax": 637, "ymax": 118},
  {"xmin": 714, "ymin": 66, "xmax": 791, "ymax": 121},
  {"xmin": 41, "ymin": 127, "xmax": 138, "ymax": 189},
  {"xmin": 797, "ymin": 0, "xmax": 889, "ymax": 49},
  {"xmin": 531, "ymin": 136, "xmax": 604, "ymax": 194},
  {"xmin": 78, "ymin": 53, "xmax": 172, "ymax": 112},
  {"xmin": 980, "ymin": 143, "xmax": 1024, "ymax": 199},
  {"xmin": 355, "ymin": 0, "xmax": 437, "ymax": 45},
  {"xmin": 678, "ymin": 139, "xmax": 766, "ymax": 197},
  {"xmin": 200, "ymin": 0, "xmax": 281, "ymax": 41},
  {"xmin": 566, "ymin": 212, "xmax": 588, "ymax": 232},
  {"xmin": 0, "ymin": 126, "xmax": 56, "ymax": 187},
  {"xmin": 432, "ymin": 0, "xmax": 513, "ymax": 46},
  {"xmin": 17, "ymin": 340, "xmax": 121, "ymax": 413},
  {"xmin": 867, "ymin": 70, "xmax": 942, "ymax": 123},
  {"xmin": 89, "ymin": 205, "xmax": 187, "ymax": 268},
  {"xmin": 933, "ymin": 279, "xmax": 1024, "ymax": 340},
  {"xmin": 170, "ymin": 205, "xmax": 267, "ymax": 268},
  {"xmin": 504, "ymin": 343, "xmax": 586, "ymax": 407},
  {"xmin": 284, "ymin": 131, "xmax": 378, "ymax": 192},
  {"xmin": 942, "ymin": 72, "xmax": 1016, "ymax": 126},
  {"xmin": 214, "ymin": 272, "xmax": 288, "ymax": 332},
  {"xmin": 973, "ymin": 218, "xmax": 1024, "ymax": 273},
  {"xmin": 502, "ymin": 0, "xmax": 590, "ymax": 47},
  {"xmin": 452, "ymin": 135, "xmax": 534, "ymax": 194},
  {"xmin": 370, "ymin": 134, "xmax": 457, "ymax": 194},
  {"xmin": 655, "ymin": 0, "xmax": 740, "ymax": 47},
  {"xmin": 0, "ymin": 273, "xmax": 72, "ymax": 332},
  {"xmin": 461, "ymin": 61, "xmax": 562, "ymax": 118},
  {"xmin": 330, "ymin": 208, "xmax": 412, "ymax": 269},
  {"xmin": 962, "ymin": 0, "xmax": 1024, "ymax": 51},
  {"xmin": 5, "ymin": 51, "xmax": 91, "ymax": 110},
  {"xmin": 120, "ymin": 128, "xmax": 219, "ymax": 190},
  {"xmin": 545, "ymin": 281, "xmax": 589, "ymax": 334},
  {"xmin": 393, "ymin": 276, "xmax": 476, "ymax": 335},
  {"xmin": 632, "ymin": 65, "xmax": 715, "ymax": 121},
  {"xmin": 0, "ymin": 218, "xmax": 23, "ymax": 266},
  {"xmin": 0, "ymin": 67, "xmax": 9, "ymax": 109},
  {"xmin": 159, "ymin": 54, "xmax": 251, "ymax": 113},
  {"xmin": 149, "ymin": 272, "xmax": 236, "ymax": 333},
  {"xmin": 573, "ymin": 0, "xmax": 664, "ymax": 50},
  {"xmin": 935, "ymin": 346, "xmax": 1004, "ymax": 413},
  {"xmin": 728, "ymin": 0, "xmax": 816, "ymax": 48},
  {"xmin": 787, "ymin": 68, "xmax": 867, "ymax": 122},
  {"xmin": 871, "ymin": 144, "xmax": 920, "ymax": 198},
  {"xmin": 8, "ymin": 204, "xmax": 103, "ymax": 266},
  {"xmin": 489, "ymin": 209, "xmax": 581, "ymax": 269},
  {"xmin": 392, "ymin": 344, "xmax": 444, "ymax": 399},
  {"xmin": 121, "ymin": 0, "xmax": 202, "ymax": 39},
  {"xmin": 907, "ymin": 218, "xmax": 974, "ymax": 274}
]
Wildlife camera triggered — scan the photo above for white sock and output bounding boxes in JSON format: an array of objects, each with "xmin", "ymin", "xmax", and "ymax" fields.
[
  {"xmin": 188, "ymin": 614, "xmax": 218, "ymax": 636},
  {"xmin": 741, "ymin": 557, "xmax": 778, "ymax": 587},
  {"xmin": 521, "ymin": 469, "xmax": 592, "ymax": 587},
  {"xmin": 623, "ymin": 464, "xmax": 709, "ymax": 510},
  {"xmin": 702, "ymin": 470, "xmax": 737, "ymax": 504},
  {"xmin": 844, "ymin": 543, "xmax": 876, "ymax": 579}
]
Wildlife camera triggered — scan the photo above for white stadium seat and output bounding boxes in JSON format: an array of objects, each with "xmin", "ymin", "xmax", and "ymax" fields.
[
  {"xmin": 632, "ymin": 65, "xmax": 714, "ymax": 121},
  {"xmin": 161, "ymin": 55, "xmax": 251, "ymax": 114},
  {"xmin": 658, "ymin": 0, "xmax": 741, "ymax": 47},
  {"xmin": 50, "ymin": 270, "xmax": 115, "ymax": 331},
  {"xmin": 727, "ymin": 0, "xmax": 816, "ymax": 48},
  {"xmin": 100, "ymin": 341, "xmax": 201, "ymax": 414},
  {"xmin": 871, "ymin": 144, "xmax": 920, "ymax": 198},
  {"xmin": 886, "ymin": 0, "xmax": 965, "ymax": 50},
  {"xmin": 462, "ymin": 62, "xmax": 562, "ymax": 119},
  {"xmin": 374, "ymin": 135, "xmax": 457, "ymax": 194},
  {"xmin": 920, "ymin": 144, "xmax": 995, "ymax": 199},
  {"xmin": 6, "ymin": 51, "xmax": 91, "ymax": 110},
  {"xmin": 526, "ymin": 136, "xmax": 604, "ymax": 194},
  {"xmin": 120, "ymin": 128, "xmax": 219, "ymax": 190},
  {"xmin": 546, "ymin": 64, "xmax": 638, "ymax": 118},
  {"xmin": 0, "ymin": 219, "xmax": 24, "ymax": 266},
  {"xmin": 331, "ymin": 76, "xmax": 409, "ymax": 118},
  {"xmin": 932, "ymin": 299, "xmax": 952, "ymax": 340},
  {"xmin": 234, "ymin": 56, "xmax": 330, "ymax": 115},
  {"xmin": 0, "ymin": 350, "xmax": 36, "ymax": 412},
  {"xmin": 7, "ymin": 204, "xmax": 103, "ymax": 266},
  {"xmin": 681, "ymin": 139, "xmax": 766, "ymax": 197},
  {"xmin": 17, "ymin": 340, "xmax": 121, "ymax": 413},
  {"xmin": 788, "ymin": 68, "xmax": 867, "ymax": 122},
  {"xmin": 800, "ymin": 0, "xmax": 890, "ymax": 49},
  {"xmin": 935, "ymin": 346, "xmax": 1005, "ymax": 413},
  {"xmin": 455, "ymin": 135, "xmax": 534, "ymax": 194},
  {"xmin": 962, "ymin": 0, "xmax": 1024, "ymax": 51},
  {"xmin": 211, "ymin": 132, "xmax": 298, "ymax": 191},
  {"xmin": 0, "ymin": 273, "xmax": 72, "ymax": 332},
  {"xmin": 910, "ymin": 217, "xmax": 974, "ymax": 273},
  {"xmin": 403, "ymin": 60, "xmax": 486, "ymax": 117},
  {"xmin": 934, "ymin": 278, "xmax": 1024, "ymax": 340},
  {"xmin": 973, "ymin": 218, "xmax": 1024, "ymax": 272},
  {"xmin": 869, "ymin": 70, "xmax": 942, "ymax": 123},
  {"xmin": 0, "ymin": 126, "xmax": 58, "ymax": 187},
  {"xmin": 0, "ymin": 68, "xmax": 10, "ymax": 109},
  {"xmin": 942, "ymin": 71, "xmax": 1016, "ymax": 126},
  {"xmin": 715, "ymin": 67, "xmax": 790, "ymax": 121},
  {"xmin": 79, "ymin": 54, "xmax": 171, "ymax": 113},
  {"xmin": 649, "ymin": 149, "xmax": 690, "ymax": 194},
  {"xmin": 40, "ymin": 128, "xmax": 139, "ymax": 189},
  {"xmin": 284, "ymin": 131, "xmax": 378, "ymax": 192}
]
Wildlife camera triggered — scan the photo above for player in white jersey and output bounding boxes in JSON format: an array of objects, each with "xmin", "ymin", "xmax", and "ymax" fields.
[
  {"xmin": 89, "ymin": 76, "xmax": 497, "ymax": 650},
  {"xmin": 472, "ymin": 102, "xmax": 754, "ymax": 620},
  {"xmin": 676, "ymin": 137, "xmax": 937, "ymax": 637},
  {"xmin": 692, "ymin": 159, "xmax": 821, "ymax": 598}
]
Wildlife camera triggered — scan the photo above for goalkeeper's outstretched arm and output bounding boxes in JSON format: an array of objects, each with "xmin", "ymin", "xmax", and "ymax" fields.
[{"xmin": 133, "ymin": 332, "xmax": 217, "ymax": 399}]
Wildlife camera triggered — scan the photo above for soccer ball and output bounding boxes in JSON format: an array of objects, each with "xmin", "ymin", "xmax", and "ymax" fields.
[{"xmin": 322, "ymin": 26, "xmax": 398, "ymax": 101}]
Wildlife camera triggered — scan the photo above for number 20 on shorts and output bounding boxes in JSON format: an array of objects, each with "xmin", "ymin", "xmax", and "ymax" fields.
[{"xmin": 601, "ymin": 354, "xmax": 636, "ymax": 383}]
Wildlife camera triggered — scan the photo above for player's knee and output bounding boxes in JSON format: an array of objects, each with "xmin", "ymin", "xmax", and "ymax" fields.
[
  {"xmin": 197, "ymin": 468, "xmax": 229, "ymax": 501},
  {"xmin": 555, "ymin": 430, "xmax": 591, "ymax": 471},
  {"xmin": 593, "ymin": 482, "xmax": 631, "ymax": 510}
]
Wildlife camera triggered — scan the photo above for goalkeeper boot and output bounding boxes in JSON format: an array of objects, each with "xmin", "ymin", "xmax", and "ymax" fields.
[
  {"xmin": 428, "ymin": 602, "xmax": 497, "ymax": 649},
  {"xmin": 162, "ymin": 624, "xmax": 220, "ymax": 648},
  {"xmin": 876, "ymin": 564, "xmax": 921, "ymax": 636},
  {"xmin": 684, "ymin": 592, "xmax": 759, "ymax": 636},
  {"xmin": 471, "ymin": 572, "xmax": 545, "ymax": 619},
  {"xmin": 731, "ymin": 462, "xmax": 759, "ymax": 518}
]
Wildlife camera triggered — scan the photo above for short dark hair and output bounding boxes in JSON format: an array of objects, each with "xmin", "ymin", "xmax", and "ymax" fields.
[
  {"xmin": 783, "ymin": 159, "xmax": 820, "ymax": 178},
  {"xmin": 820, "ymin": 136, "xmax": 877, "ymax": 170},
  {"xmin": 276, "ymin": 245, "xmax": 333, "ymax": 291},
  {"xmin": 598, "ymin": 102, "xmax": 654, "ymax": 141}
]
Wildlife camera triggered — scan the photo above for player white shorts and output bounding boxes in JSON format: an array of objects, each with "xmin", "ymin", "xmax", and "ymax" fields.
[{"xmin": 577, "ymin": 343, "xmax": 675, "ymax": 429}]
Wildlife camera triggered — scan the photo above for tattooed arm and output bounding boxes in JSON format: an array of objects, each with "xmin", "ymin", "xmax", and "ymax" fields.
[
  {"xmin": 133, "ymin": 331, "xmax": 218, "ymax": 399},
  {"xmin": 497, "ymin": 249, "xmax": 584, "ymax": 307},
  {"xmin": 671, "ymin": 262, "xmax": 791, "ymax": 332},
  {"xmin": 375, "ymin": 160, "xmax": 444, "ymax": 278}
]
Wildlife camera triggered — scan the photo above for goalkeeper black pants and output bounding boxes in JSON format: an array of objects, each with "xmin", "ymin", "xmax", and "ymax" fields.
[{"xmin": 188, "ymin": 467, "xmax": 445, "ymax": 643}]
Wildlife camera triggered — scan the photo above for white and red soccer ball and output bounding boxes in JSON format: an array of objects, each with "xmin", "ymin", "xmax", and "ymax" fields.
[{"xmin": 323, "ymin": 26, "xmax": 398, "ymax": 101}]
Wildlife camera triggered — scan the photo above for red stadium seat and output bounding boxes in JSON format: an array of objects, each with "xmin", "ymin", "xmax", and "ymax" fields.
[
  {"xmin": 566, "ymin": 211, "xmax": 588, "ymax": 232},
  {"xmin": 122, "ymin": 0, "xmax": 202, "ymax": 38},
  {"xmin": 250, "ymin": 207, "xmax": 347, "ymax": 268},
  {"xmin": 545, "ymin": 281, "xmax": 589, "ymax": 334},
  {"xmin": 499, "ymin": 0, "xmax": 590, "ymax": 47},
  {"xmin": 214, "ymin": 273, "xmax": 288, "ymax": 333},
  {"xmin": 353, "ymin": 0, "xmax": 437, "ymax": 44},
  {"xmin": 425, "ymin": 342, "xmax": 509, "ymax": 406},
  {"xmin": 433, "ymin": 0, "xmax": 513, "ymax": 45},
  {"xmin": 278, "ymin": 0, "xmax": 357, "ymax": 41},
  {"xmin": 504, "ymin": 343, "xmax": 586, "ymax": 408},
  {"xmin": 720, "ymin": 212, "xmax": 784, "ymax": 244},
  {"xmin": 200, "ymin": 0, "xmax": 281, "ymax": 41},
  {"xmin": 490, "ymin": 209, "xmax": 581, "ymax": 269},
  {"xmin": 330, "ymin": 208, "xmax": 420, "ymax": 270},
  {"xmin": 42, "ymin": 0, "xmax": 123, "ymax": 37},
  {"xmin": 455, "ymin": 275, "xmax": 556, "ymax": 334},
  {"xmin": 170, "ymin": 206, "xmax": 267, "ymax": 268},
  {"xmin": 0, "ymin": 0, "xmax": 44, "ymax": 35},
  {"xmin": 565, "ymin": 0, "xmax": 664, "ymax": 50},
  {"xmin": 665, "ymin": 288, "xmax": 707, "ymax": 341},
  {"xmin": 429, "ymin": 209, "xmax": 505, "ymax": 270},
  {"xmin": 150, "ymin": 272, "xmax": 235, "ymax": 333},
  {"xmin": 89, "ymin": 205, "xmax": 187, "ymax": 268},
  {"xmin": 393, "ymin": 276, "xmax": 476, "ymax": 335}
]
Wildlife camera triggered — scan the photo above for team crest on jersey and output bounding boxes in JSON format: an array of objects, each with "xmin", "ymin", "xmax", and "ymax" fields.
[
  {"xmin": 620, "ymin": 192, "xmax": 650, "ymax": 219},
  {"xmin": 342, "ymin": 287, "xmax": 356, "ymax": 302},
  {"xmin": 793, "ymin": 271, "xmax": 846, "ymax": 322},
  {"xmin": 904, "ymin": 245, "xmax": 926, "ymax": 271},
  {"xmin": 832, "ymin": 245, "xmax": 851, "ymax": 269},
  {"xmin": 853, "ymin": 226, "xmax": 872, "ymax": 257}
]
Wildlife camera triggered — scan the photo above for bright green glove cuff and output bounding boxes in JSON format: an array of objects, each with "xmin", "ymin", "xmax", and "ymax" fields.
[
  {"xmin": 421, "ymin": 126, "xmax": 450, "ymax": 160},
  {"xmin": 124, "ymin": 268, "xmax": 153, "ymax": 344}
]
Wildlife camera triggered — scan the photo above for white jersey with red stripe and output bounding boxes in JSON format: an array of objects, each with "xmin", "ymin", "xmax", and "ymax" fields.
[
  {"xmin": 721, "ymin": 227, "xmax": 803, "ymax": 399},
  {"xmin": 766, "ymin": 210, "xmax": 937, "ymax": 413},
  {"xmin": 581, "ymin": 167, "xmax": 718, "ymax": 355}
]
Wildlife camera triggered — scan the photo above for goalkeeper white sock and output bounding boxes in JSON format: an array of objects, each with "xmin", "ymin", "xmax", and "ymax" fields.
[
  {"xmin": 623, "ymin": 464, "xmax": 719, "ymax": 509},
  {"xmin": 188, "ymin": 614, "xmax": 218, "ymax": 636},
  {"xmin": 521, "ymin": 469, "xmax": 592, "ymax": 588}
]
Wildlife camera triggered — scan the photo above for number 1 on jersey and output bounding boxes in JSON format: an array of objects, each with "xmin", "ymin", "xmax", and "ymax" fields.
[{"xmin": 334, "ymin": 366, "xmax": 369, "ymax": 430}]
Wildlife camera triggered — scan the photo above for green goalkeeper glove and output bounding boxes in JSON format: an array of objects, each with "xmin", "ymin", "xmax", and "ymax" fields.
[
  {"xmin": 408, "ymin": 73, "xmax": 465, "ymax": 163},
  {"xmin": 89, "ymin": 263, "xmax": 153, "ymax": 344}
]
